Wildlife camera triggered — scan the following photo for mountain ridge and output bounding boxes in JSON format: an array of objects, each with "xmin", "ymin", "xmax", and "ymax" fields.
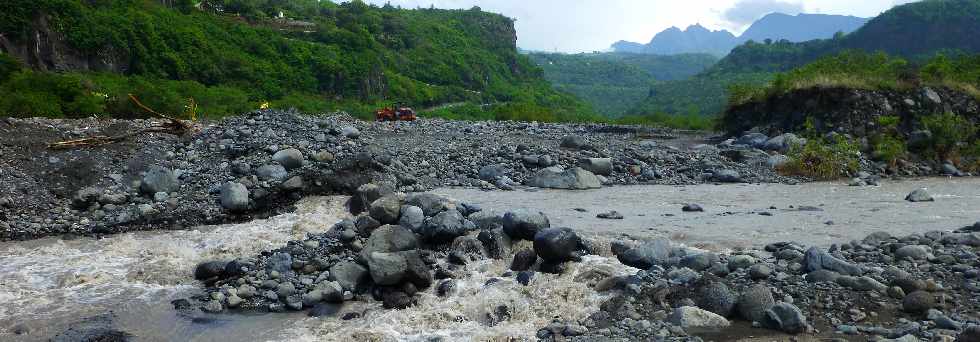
[{"xmin": 613, "ymin": 12, "xmax": 869, "ymax": 56}]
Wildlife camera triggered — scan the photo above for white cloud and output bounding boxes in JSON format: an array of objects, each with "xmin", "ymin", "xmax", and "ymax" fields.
[
  {"xmin": 352, "ymin": 0, "xmax": 917, "ymax": 52},
  {"xmin": 722, "ymin": 0, "xmax": 805, "ymax": 28}
]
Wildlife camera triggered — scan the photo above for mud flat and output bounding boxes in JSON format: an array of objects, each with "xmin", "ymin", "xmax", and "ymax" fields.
[{"xmin": 436, "ymin": 177, "xmax": 980, "ymax": 249}]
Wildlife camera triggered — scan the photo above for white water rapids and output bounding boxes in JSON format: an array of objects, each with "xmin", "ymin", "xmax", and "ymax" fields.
[{"xmin": 0, "ymin": 195, "xmax": 629, "ymax": 341}]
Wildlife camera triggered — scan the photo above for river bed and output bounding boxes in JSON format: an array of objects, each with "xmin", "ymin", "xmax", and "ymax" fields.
[{"xmin": 1, "ymin": 178, "xmax": 976, "ymax": 341}]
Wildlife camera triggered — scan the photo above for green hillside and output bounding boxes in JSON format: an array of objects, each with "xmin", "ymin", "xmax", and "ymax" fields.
[
  {"xmin": 0, "ymin": 0, "xmax": 596, "ymax": 122},
  {"xmin": 630, "ymin": 0, "xmax": 980, "ymax": 120},
  {"xmin": 527, "ymin": 52, "xmax": 716, "ymax": 117},
  {"xmin": 713, "ymin": 0, "xmax": 980, "ymax": 74}
]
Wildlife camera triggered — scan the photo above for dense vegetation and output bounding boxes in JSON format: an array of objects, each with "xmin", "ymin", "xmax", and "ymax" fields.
[
  {"xmin": 525, "ymin": 52, "xmax": 716, "ymax": 117},
  {"xmin": 727, "ymin": 51, "xmax": 980, "ymax": 107},
  {"xmin": 629, "ymin": 0, "xmax": 980, "ymax": 121},
  {"xmin": 713, "ymin": 0, "xmax": 980, "ymax": 74},
  {"xmin": 0, "ymin": 0, "xmax": 597, "ymax": 122}
]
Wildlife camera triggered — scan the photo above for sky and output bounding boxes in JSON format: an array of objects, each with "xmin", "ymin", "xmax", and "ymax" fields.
[{"xmin": 356, "ymin": 0, "xmax": 919, "ymax": 53}]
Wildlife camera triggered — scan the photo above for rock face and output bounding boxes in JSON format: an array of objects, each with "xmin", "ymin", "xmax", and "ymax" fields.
[
  {"xmin": 669, "ymin": 306, "xmax": 730, "ymax": 328},
  {"xmin": 219, "ymin": 182, "xmax": 249, "ymax": 212},
  {"xmin": 533, "ymin": 227, "xmax": 582, "ymax": 263},
  {"xmin": 526, "ymin": 167, "xmax": 601, "ymax": 190},
  {"xmin": 140, "ymin": 166, "xmax": 178, "ymax": 194},
  {"xmin": 722, "ymin": 86, "xmax": 978, "ymax": 140}
]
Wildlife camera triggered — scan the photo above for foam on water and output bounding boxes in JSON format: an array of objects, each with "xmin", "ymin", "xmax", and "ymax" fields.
[
  {"xmin": 275, "ymin": 251, "xmax": 635, "ymax": 342},
  {"xmin": 0, "ymin": 196, "xmax": 350, "ymax": 339}
]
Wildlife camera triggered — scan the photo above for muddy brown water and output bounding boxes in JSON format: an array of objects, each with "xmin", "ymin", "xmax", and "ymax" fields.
[{"xmin": 0, "ymin": 178, "xmax": 976, "ymax": 341}]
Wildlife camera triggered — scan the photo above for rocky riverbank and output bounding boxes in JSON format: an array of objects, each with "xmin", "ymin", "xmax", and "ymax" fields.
[
  {"xmin": 176, "ymin": 189, "xmax": 980, "ymax": 341},
  {"xmin": 1, "ymin": 110, "xmax": 801, "ymax": 240}
]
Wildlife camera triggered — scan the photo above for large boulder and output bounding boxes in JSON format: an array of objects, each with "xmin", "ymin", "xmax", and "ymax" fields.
[
  {"xmin": 762, "ymin": 133, "xmax": 804, "ymax": 152},
  {"xmin": 803, "ymin": 247, "xmax": 862, "ymax": 275},
  {"xmin": 502, "ymin": 209, "xmax": 551, "ymax": 240},
  {"xmin": 420, "ymin": 209, "xmax": 469, "ymax": 242},
  {"xmin": 329, "ymin": 261, "xmax": 369, "ymax": 292},
  {"xmin": 533, "ymin": 227, "xmax": 583, "ymax": 263},
  {"xmin": 902, "ymin": 291, "xmax": 935, "ymax": 314},
  {"xmin": 369, "ymin": 194, "xmax": 403, "ymax": 224},
  {"xmin": 478, "ymin": 227, "xmax": 512, "ymax": 259},
  {"xmin": 737, "ymin": 284, "xmax": 775, "ymax": 323},
  {"xmin": 734, "ymin": 133, "xmax": 768, "ymax": 148},
  {"xmin": 256, "ymin": 164, "xmax": 288, "ymax": 182},
  {"xmin": 711, "ymin": 169, "xmax": 743, "ymax": 183},
  {"xmin": 696, "ymin": 282, "xmax": 737, "ymax": 317},
  {"xmin": 763, "ymin": 302, "xmax": 808, "ymax": 334},
  {"xmin": 469, "ymin": 209, "xmax": 506, "ymax": 230},
  {"xmin": 579, "ymin": 158, "xmax": 612, "ymax": 176},
  {"xmin": 272, "ymin": 148, "xmax": 304, "ymax": 170},
  {"xmin": 350, "ymin": 183, "xmax": 393, "ymax": 215},
  {"xmin": 194, "ymin": 261, "xmax": 228, "ymax": 281},
  {"xmin": 560, "ymin": 135, "xmax": 589, "ymax": 150},
  {"xmin": 479, "ymin": 164, "xmax": 510, "ymax": 182},
  {"xmin": 360, "ymin": 225, "xmax": 418, "ymax": 259},
  {"xmin": 511, "ymin": 249, "xmax": 538, "ymax": 271},
  {"xmin": 366, "ymin": 252, "xmax": 407, "ymax": 286},
  {"xmin": 404, "ymin": 193, "xmax": 451, "ymax": 216},
  {"xmin": 398, "ymin": 205, "xmax": 425, "ymax": 232},
  {"xmin": 526, "ymin": 167, "xmax": 601, "ymax": 190},
  {"xmin": 669, "ymin": 306, "xmax": 730, "ymax": 328},
  {"xmin": 219, "ymin": 182, "xmax": 249, "ymax": 212},
  {"xmin": 615, "ymin": 239, "xmax": 671, "ymax": 269},
  {"xmin": 140, "ymin": 166, "xmax": 178, "ymax": 194},
  {"xmin": 906, "ymin": 188, "xmax": 934, "ymax": 202},
  {"xmin": 400, "ymin": 250, "xmax": 433, "ymax": 289}
]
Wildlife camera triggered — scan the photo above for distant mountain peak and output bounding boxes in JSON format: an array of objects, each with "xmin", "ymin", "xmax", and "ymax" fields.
[{"xmin": 613, "ymin": 12, "xmax": 869, "ymax": 56}]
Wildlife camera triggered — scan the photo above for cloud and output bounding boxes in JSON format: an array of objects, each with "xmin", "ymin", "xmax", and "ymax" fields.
[{"xmin": 722, "ymin": 0, "xmax": 805, "ymax": 27}]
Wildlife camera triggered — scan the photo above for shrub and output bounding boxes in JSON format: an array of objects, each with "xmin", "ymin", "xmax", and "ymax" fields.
[
  {"xmin": 779, "ymin": 119, "xmax": 860, "ymax": 180},
  {"xmin": 873, "ymin": 135, "xmax": 906, "ymax": 166},
  {"xmin": 919, "ymin": 112, "xmax": 977, "ymax": 159}
]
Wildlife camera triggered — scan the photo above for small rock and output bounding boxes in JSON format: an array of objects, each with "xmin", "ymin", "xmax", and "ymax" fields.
[
  {"xmin": 905, "ymin": 188, "xmax": 934, "ymax": 202},
  {"xmin": 682, "ymin": 204, "xmax": 704, "ymax": 212},
  {"xmin": 596, "ymin": 211, "xmax": 624, "ymax": 220},
  {"xmin": 669, "ymin": 306, "xmax": 730, "ymax": 328}
]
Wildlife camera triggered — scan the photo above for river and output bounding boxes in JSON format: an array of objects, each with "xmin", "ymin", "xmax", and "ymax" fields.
[{"xmin": 1, "ymin": 178, "xmax": 977, "ymax": 341}]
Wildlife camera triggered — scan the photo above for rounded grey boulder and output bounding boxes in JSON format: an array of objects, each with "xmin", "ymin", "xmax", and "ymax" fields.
[
  {"xmin": 696, "ymin": 282, "xmax": 737, "ymax": 317},
  {"xmin": 502, "ymin": 209, "xmax": 551, "ymax": 240},
  {"xmin": 272, "ymin": 148, "xmax": 304, "ymax": 170},
  {"xmin": 369, "ymin": 194, "xmax": 402, "ymax": 225},
  {"xmin": 256, "ymin": 164, "xmax": 288, "ymax": 182},
  {"xmin": 533, "ymin": 227, "xmax": 582, "ymax": 263},
  {"xmin": 906, "ymin": 188, "xmax": 934, "ymax": 202},
  {"xmin": 140, "ymin": 166, "xmax": 178, "ymax": 194},
  {"xmin": 738, "ymin": 284, "xmax": 775, "ymax": 323},
  {"xmin": 220, "ymin": 182, "xmax": 249, "ymax": 212}
]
